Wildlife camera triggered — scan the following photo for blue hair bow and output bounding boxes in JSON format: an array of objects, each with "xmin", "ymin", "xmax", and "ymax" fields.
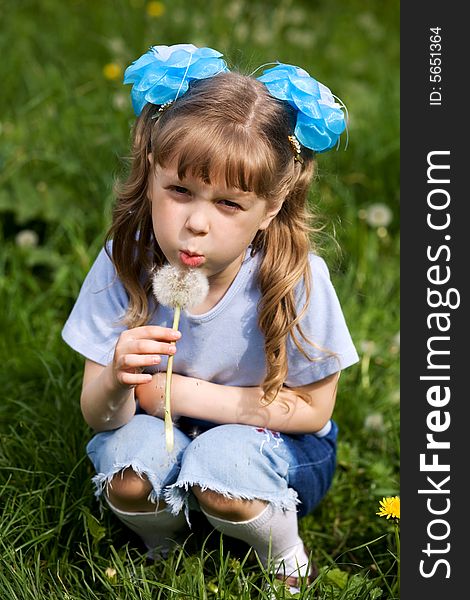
[
  {"xmin": 123, "ymin": 45, "xmax": 347, "ymax": 153},
  {"xmin": 256, "ymin": 63, "xmax": 347, "ymax": 153},
  {"xmin": 123, "ymin": 44, "xmax": 229, "ymax": 116}
]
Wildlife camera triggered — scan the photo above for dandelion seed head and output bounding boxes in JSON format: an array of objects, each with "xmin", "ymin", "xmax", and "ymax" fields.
[
  {"xmin": 112, "ymin": 93, "xmax": 128, "ymax": 110},
  {"xmin": 360, "ymin": 340, "xmax": 377, "ymax": 355},
  {"xmin": 377, "ymin": 226, "xmax": 388, "ymax": 238},
  {"xmin": 15, "ymin": 229, "xmax": 39, "ymax": 248},
  {"xmin": 364, "ymin": 413, "xmax": 385, "ymax": 432},
  {"xmin": 152, "ymin": 264, "xmax": 209, "ymax": 309},
  {"xmin": 107, "ymin": 37, "xmax": 126, "ymax": 55},
  {"xmin": 365, "ymin": 203, "xmax": 393, "ymax": 228}
]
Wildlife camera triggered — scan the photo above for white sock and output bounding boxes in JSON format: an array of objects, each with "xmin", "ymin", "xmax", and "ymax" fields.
[
  {"xmin": 201, "ymin": 503, "xmax": 309, "ymax": 580},
  {"xmin": 106, "ymin": 500, "xmax": 187, "ymax": 557}
]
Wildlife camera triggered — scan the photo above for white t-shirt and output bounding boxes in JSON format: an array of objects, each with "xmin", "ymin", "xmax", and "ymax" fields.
[{"xmin": 62, "ymin": 246, "xmax": 359, "ymax": 387}]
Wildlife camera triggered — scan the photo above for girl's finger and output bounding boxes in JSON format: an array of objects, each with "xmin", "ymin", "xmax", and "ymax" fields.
[
  {"xmin": 118, "ymin": 354, "xmax": 161, "ymax": 369},
  {"xmin": 119, "ymin": 371, "xmax": 153, "ymax": 386},
  {"xmin": 131, "ymin": 325, "xmax": 182, "ymax": 341},
  {"xmin": 129, "ymin": 340, "xmax": 178, "ymax": 356}
]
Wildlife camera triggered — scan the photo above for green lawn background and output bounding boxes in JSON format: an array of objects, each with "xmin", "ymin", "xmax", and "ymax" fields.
[{"xmin": 0, "ymin": 1, "xmax": 399, "ymax": 597}]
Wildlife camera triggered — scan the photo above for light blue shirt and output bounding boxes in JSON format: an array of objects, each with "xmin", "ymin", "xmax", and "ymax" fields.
[{"xmin": 62, "ymin": 247, "xmax": 359, "ymax": 387}]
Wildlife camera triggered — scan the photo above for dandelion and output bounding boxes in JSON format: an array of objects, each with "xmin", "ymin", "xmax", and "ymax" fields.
[
  {"xmin": 393, "ymin": 332, "xmax": 400, "ymax": 348},
  {"xmin": 364, "ymin": 413, "xmax": 384, "ymax": 432},
  {"xmin": 146, "ymin": 1, "xmax": 165, "ymax": 17},
  {"xmin": 152, "ymin": 265, "xmax": 209, "ymax": 452},
  {"xmin": 107, "ymin": 37, "xmax": 126, "ymax": 55},
  {"xmin": 376, "ymin": 226, "xmax": 388, "ymax": 239},
  {"xmin": 103, "ymin": 62, "xmax": 122, "ymax": 81},
  {"xmin": 112, "ymin": 93, "xmax": 128, "ymax": 111},
  {"xmin": 376, "ymin": 496, "xmax": 400, "ymax": 521},
  {"xmin": 377, "ymin": 496, "xmax": 400, "ymax": 594},
  {"xmin": 15, "ymin": 229, "xmax": 39, "ymax": 248},
  {"xmin": 389, "ymin": 331, "xmax": 400, "ymax": 355},
  {"xmin": 365, "ymin": 203, "xmax": 393, "ymax": 228},
  {"xmin": 360, "ymin": 340, "xmax": 377, "ymax": 355}
]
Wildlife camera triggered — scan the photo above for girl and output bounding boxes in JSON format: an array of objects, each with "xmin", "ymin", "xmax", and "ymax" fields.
[{"xmin": 62, "ymin": 44, "xmax": 359, "ymax": 592}]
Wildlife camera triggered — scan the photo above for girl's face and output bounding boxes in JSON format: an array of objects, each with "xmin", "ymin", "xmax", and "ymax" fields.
[{"xmin": 148, "ymin": 159, "xmax": 280, "ymax": 287}]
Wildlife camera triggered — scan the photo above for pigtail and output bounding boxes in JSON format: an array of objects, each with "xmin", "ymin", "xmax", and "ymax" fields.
[
  {"xmin": 256, "ymin": 158, "xmax": 317, "ymax": 405},
  {"xmin": 105, "ymin": 104, "xmax": 165, "ymax": 327}
]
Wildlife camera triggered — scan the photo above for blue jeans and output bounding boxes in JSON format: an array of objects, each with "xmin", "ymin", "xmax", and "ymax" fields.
[{"xmin": 86, "ymin": 415, "xmax": 338, "ymax": 520}]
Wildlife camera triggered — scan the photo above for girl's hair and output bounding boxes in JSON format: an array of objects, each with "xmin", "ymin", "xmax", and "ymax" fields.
[{"xmin": 106, "ymin": 71, "xmax": 323, "ymax": 404}]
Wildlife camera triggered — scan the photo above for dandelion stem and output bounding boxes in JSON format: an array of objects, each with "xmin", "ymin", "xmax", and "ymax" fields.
[
  {"xmin": 393, "ymin": 522, "xmax": 400, "ymax": 596},
  {"xmin": 165, "ymin": 305, "xmax": 181, "ymax": 452}
]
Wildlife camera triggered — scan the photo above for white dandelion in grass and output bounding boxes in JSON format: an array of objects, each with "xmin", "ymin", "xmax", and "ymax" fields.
[
  {"xmin": 364, "ymin": 413, "xmax": 385, "ymax": 432},
  {"xmin": 365, "ymin": 203, "xmax": 393, "ymax": 228},
  {"xmin": 152, "ymin": 265, "xmax": 209, "ymax": 452},
  {"xmin": 15, "ymin": 229, "xmax": 39, "ymax": 248}
]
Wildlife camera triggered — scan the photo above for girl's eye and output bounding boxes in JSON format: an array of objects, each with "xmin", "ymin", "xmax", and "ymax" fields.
[
  {"xmin": 219, "ymin": 200, "xmax": 242, "ymax": 211},
  {"xmin": 171, "ymin": 185, "xmax": 190, "ymax": 195}
]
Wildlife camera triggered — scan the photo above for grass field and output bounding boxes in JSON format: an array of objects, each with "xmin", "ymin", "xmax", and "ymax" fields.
[{"xmin": 0, "ymin": 0, "xmax": 399, "ymax": 598}]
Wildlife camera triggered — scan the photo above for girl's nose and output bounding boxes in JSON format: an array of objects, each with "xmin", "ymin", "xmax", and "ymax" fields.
[{"xmin": 184, "ymin": 206, "xmax": 210, "ymax": 235}]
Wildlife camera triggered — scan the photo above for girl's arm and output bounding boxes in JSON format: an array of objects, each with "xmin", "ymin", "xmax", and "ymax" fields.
[
  {"xmin": 80, "ymin": 360, "xmax": 137, "ymax": 431},
  {"xmin": 136, "ymin": 372, "xmax": 339, "ymax": 435},
  {"xmin": 80, "ymin": 325, "xmax": 181, "ymax": 431}
]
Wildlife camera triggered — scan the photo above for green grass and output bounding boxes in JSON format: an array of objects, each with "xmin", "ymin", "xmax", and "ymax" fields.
[{"xmin": 1, "ymin": 0, "xmax": 399, "ymax": 597}]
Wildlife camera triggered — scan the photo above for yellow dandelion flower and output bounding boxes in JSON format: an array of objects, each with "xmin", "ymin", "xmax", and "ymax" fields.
[
  {"xmin": 376, "ymin": 496, "xmax": 400, "ymax": 520},
  {"xmin": 146, "ymin": 1, "xmax": 165, "ymax": 17},
  {"xmin": 103, "ymin": 63, "xmax": 123, "ymax": 81}
]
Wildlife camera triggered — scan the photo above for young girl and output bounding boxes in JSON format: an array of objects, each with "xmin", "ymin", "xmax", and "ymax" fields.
[{"xmin": 62, "ymin": 44, "xmax": 358, "ymax": 592}]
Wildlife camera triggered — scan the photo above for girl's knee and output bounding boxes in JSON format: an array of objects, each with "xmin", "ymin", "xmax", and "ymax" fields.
[
  {"xmin": 192, "ymin": 485, "xmax": 267, "ymax": 520},
  {"xmin": 106, "ymin": 468, "xmax": 165, "ymax": 511},
  {"xmin": 108, "ymin": 468, "xmax": 150, "ymax": 498},
  {"xmin": 192, "ymin": 486, "xmax": 229, "ymax": 510}
]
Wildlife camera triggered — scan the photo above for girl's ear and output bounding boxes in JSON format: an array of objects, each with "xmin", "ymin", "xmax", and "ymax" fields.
[
  {"xmin": 258, "ymin": 201, "xmax": 283, "ymax": 231},
  {"xmin": 148, "ymin": 152, "xmax": 153, "ymax": 165}
]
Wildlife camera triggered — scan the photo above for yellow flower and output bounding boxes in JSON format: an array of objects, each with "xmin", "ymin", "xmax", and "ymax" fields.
[
  {"xmin": 146, "ymin": 1, "xmax": 165, "ymax": 17},
  {"xmin": 376, "ymin": 496, "xmax": 400, "ymax": 520},
  {"xmin": 103, "ymin": 62, "xmax": 123, "ymax": 80}
]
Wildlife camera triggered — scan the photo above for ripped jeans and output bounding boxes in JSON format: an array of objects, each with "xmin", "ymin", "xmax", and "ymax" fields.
[{"xmin": 86, "ymin": 414, "xmax": 338, "ymax": 521}]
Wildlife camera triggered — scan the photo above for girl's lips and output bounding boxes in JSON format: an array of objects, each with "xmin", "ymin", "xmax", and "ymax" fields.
[{"xmin": 179, "ymin": 251, "xmax": 205, "ymax": 268}]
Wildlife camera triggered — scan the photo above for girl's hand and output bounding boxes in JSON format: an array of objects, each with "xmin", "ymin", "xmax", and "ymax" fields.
[{"xmin": 112, "ymin": 325, "xmax": 181, "ymax": 388}]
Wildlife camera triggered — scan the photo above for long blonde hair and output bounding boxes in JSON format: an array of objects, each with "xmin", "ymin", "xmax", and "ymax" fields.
[{"xmin": 107, "ymin": 71, "xmax": 323, "ymax": 404}]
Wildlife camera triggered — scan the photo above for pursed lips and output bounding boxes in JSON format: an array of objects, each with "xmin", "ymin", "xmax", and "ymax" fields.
[{"xmin": 179, "ymin": 250, "xmax": 205, "ymax": 267}]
